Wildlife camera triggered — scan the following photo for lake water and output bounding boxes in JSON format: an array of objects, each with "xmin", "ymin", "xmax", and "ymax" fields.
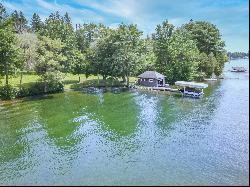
[{"xmin": 0, "ymin": 59, "xmax": 249, "ymax": 185}]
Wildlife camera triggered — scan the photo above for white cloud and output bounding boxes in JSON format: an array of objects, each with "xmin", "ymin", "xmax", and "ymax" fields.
[
  {"xmin": 36, "ymin": 0, "xmax": 104, "ymax": 23},
  {"xmin": 76, "ymin": 0, "xmax": 138, "ymax": 19},
  {"xmin": 2, "ymin": 1, "xmax": 22, "ymax": 11},
  {"xmin": 2, "ymin": 0, "xmax": 249, "ymax": 51},
  {"xmin": 3, "ymin": 0, "xmax": 104, "ymax": 25}
]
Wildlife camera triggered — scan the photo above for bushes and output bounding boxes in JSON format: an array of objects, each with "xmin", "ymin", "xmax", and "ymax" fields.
[
  {"xmin": 0, "ymin": 71, "xmax": 64, "ymax": 100},
  {"xmin": 16, "ymin": 83, "xmax": 44, "ymax": 98},
  {"xmin": 46, "ymin": 81, "xmax": 64, "ymax": 93},
  {"xmin": 17, "ymin": 82, "xmax": 63, "ymax": 98},
  {"xmin": 1, "ymin": 81, "xmax": 64, "ymax": 100},
  {"xmin": 0, "ymin": 85, "xmax": 18, "ymax": 100}
]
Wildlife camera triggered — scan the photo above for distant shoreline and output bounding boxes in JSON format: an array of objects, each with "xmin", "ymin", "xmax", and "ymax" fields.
[{"xmin": 229, "ymin": 57, "xmax": 249, "ymax": 60}]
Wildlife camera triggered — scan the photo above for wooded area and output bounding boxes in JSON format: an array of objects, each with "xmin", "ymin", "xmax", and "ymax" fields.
[{"xmin": 0, "ymin": 3, "xmax": 228, "ymax": 99}]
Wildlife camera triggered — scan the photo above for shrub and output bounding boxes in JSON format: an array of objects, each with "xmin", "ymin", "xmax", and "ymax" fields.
[
  {"xmin": 17, "ymin": 81, "xmax": 64, "ymax": 98},
  {"xmin": 28, "ymin": 83, "xmax": 44, "ymax": 96},
  {"xmin": 16, "ymin": 87, "xmax": 30, "ymax": 98},
  {"xmin": 47, "ymin": 81, "xmax": 64, "ymax": 93},
  {"xmin": 39, "ymin": 71, "xmax": 64, "ymax": 93},
  {"xmin": 0, "ymin": 85, "xmax": 18, "ymax": 100}
]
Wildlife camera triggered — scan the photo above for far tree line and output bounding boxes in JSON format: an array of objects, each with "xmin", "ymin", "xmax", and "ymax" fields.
[
  {"xmin": 227, "ymin": 51, "xmax": 249, "ymax": 59},
  {"xmin": 0, "ymin": 3, "xmax": 228, "ymax": 97}
]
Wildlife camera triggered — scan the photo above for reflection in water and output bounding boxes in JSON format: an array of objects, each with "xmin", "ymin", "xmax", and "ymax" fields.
[{"xmin": 0, "ymin": 59, "xmax": 249, "ymax": 185}]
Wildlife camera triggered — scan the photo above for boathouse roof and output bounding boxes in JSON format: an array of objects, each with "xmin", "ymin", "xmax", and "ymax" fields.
[{"xmin": 138, "ymin": 71, "xmax": 165, "ymax": 79}]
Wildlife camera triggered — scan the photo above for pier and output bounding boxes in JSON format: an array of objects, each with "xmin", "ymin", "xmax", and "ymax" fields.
[{"xmin": 134, "ymin": 85, "xmax": 179, "ymax": 93}]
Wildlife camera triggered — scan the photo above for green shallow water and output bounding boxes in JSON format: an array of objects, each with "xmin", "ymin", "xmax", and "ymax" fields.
[{"xmin": 0, "ymin": 59, "xmax": 249, "ymax": 185}]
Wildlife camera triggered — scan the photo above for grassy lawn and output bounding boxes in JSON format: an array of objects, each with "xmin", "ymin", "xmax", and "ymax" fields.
[
  {"xmin": 0, "ymin": 74, "xmax": 39, "ymax": 87},
  {"xmin": 0, "ymin": 73, "xmax": 138, "ymax": 90}
]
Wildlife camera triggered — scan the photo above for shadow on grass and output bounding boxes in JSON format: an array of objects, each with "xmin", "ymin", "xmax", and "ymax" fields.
[
  {"xmin": 63, "ymin": 80, "xmax": 79, "ymax": 85},
  {"xmin": 20, "ymin": 82, "xmax": 38, "ymax": 88},
  {"xmin": 22, "ymin": 94, "xmax": 54, "ymax": 102}
]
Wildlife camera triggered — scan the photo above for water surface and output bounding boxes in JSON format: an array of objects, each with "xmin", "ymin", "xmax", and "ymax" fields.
[{"xmin": 0, "ymin": 59, "xmax": 249, "ymax": 185}]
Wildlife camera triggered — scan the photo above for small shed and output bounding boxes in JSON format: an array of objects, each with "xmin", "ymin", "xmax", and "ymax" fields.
[{"xmin": 137, "ymin": 71, "xmax": 166, "ymax": 87}]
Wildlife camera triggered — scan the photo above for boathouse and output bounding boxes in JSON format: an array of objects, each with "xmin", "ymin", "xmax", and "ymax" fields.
[{"xmin": 137, "ymin": 71, "xmax": 166, "ymax": 87}]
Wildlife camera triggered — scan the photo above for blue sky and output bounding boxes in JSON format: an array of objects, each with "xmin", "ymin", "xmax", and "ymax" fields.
[{"xmin": 2, "ymin": 0, "xmax": 249, "ymax": 52}]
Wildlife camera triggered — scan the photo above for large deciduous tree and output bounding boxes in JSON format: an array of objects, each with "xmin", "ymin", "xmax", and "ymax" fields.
[
  {"xmin": 76, "ymin": 23, "xmax": 107, "ymax": 52},
  {"xmin": 182, "ymin": 21, "xmax": 228, "ymax": 77},
  {"xmin": 136, "ymin": 37, "xmax": 156, "ymax": 75},
  {"xmin": 16, "ymin": 32, "xmax": 39, "ymax": 88},
  {"xmin": 153, "ymin": 20, "xmax": 200, "ymax": 83},
  {"xmin": 35, "ymin": 36, "xmax": 66, "ymax": 92},
  {"xmin": 42, "ymin": 12, "xmax": 78, "ymax": 73},
  {"xmin": 111, "ymin": 24, "xmax": 143, "ymax": 86},
  {"xmin": 88, "ymin": 24, "xmax": 144, "ymax": 86},
  {"xmin": 69, "ymin": 49, "xmax": 86, "ymax": 82}
]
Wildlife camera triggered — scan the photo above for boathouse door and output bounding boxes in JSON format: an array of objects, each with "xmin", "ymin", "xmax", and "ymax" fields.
[{"xmin": 158, "ymin": 79, "xmax": 163, "ymax": 87}]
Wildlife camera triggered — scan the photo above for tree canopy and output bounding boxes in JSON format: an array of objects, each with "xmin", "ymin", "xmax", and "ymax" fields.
[{"xmin": 0, "ymin": 2, "xmax": 230, "ymax": 97}]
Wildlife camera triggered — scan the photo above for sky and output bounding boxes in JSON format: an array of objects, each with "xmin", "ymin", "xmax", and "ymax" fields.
[{"xmin": 1, "ymin": 0, "xmax": 249, "ymax": 52}]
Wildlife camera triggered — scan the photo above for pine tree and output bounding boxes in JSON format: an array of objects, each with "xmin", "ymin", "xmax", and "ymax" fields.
[
  {"xmin": 63, "ymin": 12, "xmax": 71, "ymax": 25},
  {"xmin": 31, "ymin": 13, "xmax": 43, "ymax": 32},
  {"xmin": 0, "ymin": 3, "xmax": 7, "ymax": 22},
  {"xmin": 11, "ymin": 10, "xmax": 28, "ymax": 33}
]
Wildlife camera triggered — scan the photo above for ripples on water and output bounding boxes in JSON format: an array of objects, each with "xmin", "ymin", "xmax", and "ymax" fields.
[{"xmin": 0, "ymin": 59, "xmax": 249, "ymax": 185}]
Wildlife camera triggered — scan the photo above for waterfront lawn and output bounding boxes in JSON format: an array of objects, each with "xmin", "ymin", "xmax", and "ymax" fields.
[{"xmin": 0, "ymin": 73, "xmax": 138, "ymax": 90}]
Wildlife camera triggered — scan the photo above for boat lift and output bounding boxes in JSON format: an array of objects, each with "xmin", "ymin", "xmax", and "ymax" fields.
[{"xmin": 175, "ymin": 81, "xmax": 208, "ymax": 98}]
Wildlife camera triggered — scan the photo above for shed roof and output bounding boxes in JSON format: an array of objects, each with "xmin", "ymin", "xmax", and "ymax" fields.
[
  {"xmin": 175, "ymin": 81, "xmax": 208, "ymax": 89},
  {"xmin": 138, "ymin": 71, "xmax": 165, "ymax": 79}
]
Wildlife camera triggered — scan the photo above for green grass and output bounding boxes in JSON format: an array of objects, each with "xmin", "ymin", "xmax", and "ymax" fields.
[
  {"xmin": 0, "ymin": 74, "xmax": 39, "ymax": 88},
  {"xmin": 0, "ymin": 73, "xmax": 138, "ymax": 90}
]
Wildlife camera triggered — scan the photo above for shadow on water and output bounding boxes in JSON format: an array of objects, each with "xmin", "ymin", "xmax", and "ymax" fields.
[
  {"xmin": 0, "ymin": 80, "xmax": 222, "ymax": 159},
  {"xmin": 77, "ymin": 86, "xmax": 129, "ymax": 95}
]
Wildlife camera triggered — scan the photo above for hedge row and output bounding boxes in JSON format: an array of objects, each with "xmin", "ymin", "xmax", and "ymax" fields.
[{"xmin": 0, "ymin": 82, "xmax": 63, "ymax": 100}]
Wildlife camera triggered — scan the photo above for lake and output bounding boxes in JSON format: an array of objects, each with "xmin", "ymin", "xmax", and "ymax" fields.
[{"xmin": 0, "ymin": 59, "xmax": 249, "ymax": 185}]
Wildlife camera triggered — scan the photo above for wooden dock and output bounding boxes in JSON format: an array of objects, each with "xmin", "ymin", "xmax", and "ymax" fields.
[{"xmin": 134, "ymin": 85, "xmax": 179, "ymax": 93}]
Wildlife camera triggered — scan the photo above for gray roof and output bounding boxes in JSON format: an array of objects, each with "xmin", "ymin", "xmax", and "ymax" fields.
[{"xmin": 138, "ymin": 71, "xmax": 165, "ymax": 79}]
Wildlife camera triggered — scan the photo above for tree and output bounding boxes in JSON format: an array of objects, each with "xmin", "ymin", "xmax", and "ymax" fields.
[
  {"xmin": 42, "ymin": 12, "xmax": 77, "ymax": 73},
  {"xmin": 182, "ymin": 21, "xmax": 225, "ymax": 55},
  {"xmin": 11, "ymin": 10, "xmax": 28, "ymax": 33},
  {"xmin": 31, "ymin": 13, "xmax": 43, "ymax": 32},
  {"xmin": 152, "ymin": 20, "xmax": 175, "ymax": 70},
  {"xmin": 182, "ymin": 21, "xmax": 228, "ymax": 76},
  {"xmin": 35, "ymin": 36, "xmax": 66, "ymax": 92},
  {"xmin": 0, "ymin": 3, "xmax": 8, "ymax": 23},
  {"xmin": 0, "ymin": 18, "xmax": 23, "ymax": 85},
  {"xmin": 206, "ymin": 53, "xmax": 216, "ymax": 77},
  {"xmin": 165, "ymin": 29, "xmax": 200, "ymax": 83},
  {"xmin": 42, "ymin": 12, "xmax": 75, "ymax": 45},
  {"xmin": 76, "ymin": 23, "xmax": 107, "ymax": 52},
  {"xmin": 136, "ymin": 38, "xmax": 156, "ymax": 75},
  {"xmin": 88, "ymin": 30, "xmax": 114, "ymax": 82},
  {"xmin": 76, "ymin": 23, "xmax": 109, "ymax": 82},
  {"xmin": 88, "ymin": 24, "xmax": 144, "ymax": 86},
  {"xmin": 69, "ymin": 49, "xmax": 86, "ymax": 82},
  {"xmin": 197, "ymin": 53, "xmax": 209, "ymax": 80},
  {"xmin": 16, "ymin": 32, "xmax": 39, "ymax": 88},
  {"xmin": 214, "ymin": 51, "xmax": 228, "ymax": 76},
  {"xmin": 63, "ymin": 12, "xmax": 71, "ymax": 25},
  {"xmin": 153, "ymin": 21, "xmax": 200, "ymax": 83},
  {"xmin": 17, "ymin": 32, "xmax": 38, "ymax": 71},
  {"xmin": 111, "ymin": 23, "xmax": 143, "ymax": 86}
]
